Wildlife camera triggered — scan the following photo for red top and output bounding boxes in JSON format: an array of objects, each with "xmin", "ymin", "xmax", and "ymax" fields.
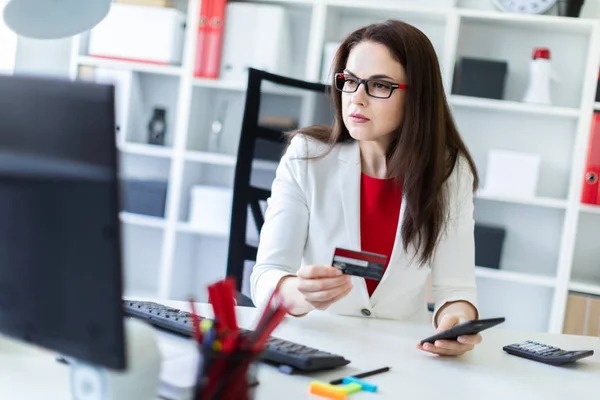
[{"xmin": 360, "ymin": 173, "xmax": 403, "ymax": 297}]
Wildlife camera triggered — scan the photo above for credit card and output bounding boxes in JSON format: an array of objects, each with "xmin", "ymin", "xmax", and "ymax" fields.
[{"xmin": 332, "ymin": 248, "xmax": 387, "ymax": 281}]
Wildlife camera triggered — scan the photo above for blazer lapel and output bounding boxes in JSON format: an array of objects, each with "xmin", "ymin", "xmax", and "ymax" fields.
[{"xmin": 337, "ymin": 141, "xmax": 361, "ymax": 251}]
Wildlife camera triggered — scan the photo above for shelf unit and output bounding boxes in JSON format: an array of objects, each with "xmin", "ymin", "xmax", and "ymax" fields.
[{"xmin": 67, "ymin": 0, "xmax": 600, "ymax": 334}]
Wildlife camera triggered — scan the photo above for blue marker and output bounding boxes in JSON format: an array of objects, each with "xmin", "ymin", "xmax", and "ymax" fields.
[{"xmin": 342, "ymin": 376, "xmax": 377, "ymax": 392}]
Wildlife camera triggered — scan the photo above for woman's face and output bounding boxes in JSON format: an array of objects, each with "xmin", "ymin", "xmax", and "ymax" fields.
[{"xmin": 340, "ymin": 41, "xmax": 407, "ymax": 147}]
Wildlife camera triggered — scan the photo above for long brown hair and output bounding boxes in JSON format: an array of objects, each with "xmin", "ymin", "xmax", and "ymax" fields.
[{"xmin": 289, "ymin": 19, "xmax": 479, "ymax": 266}]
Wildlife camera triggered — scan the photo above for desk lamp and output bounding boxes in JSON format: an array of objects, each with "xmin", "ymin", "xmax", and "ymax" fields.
[{"xmin": 3, "ymin": 0, "xmax": 110, "ymax": 39}]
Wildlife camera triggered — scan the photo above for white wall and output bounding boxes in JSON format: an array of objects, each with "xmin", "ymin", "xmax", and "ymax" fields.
[
  {"xmin": 0, "ymin": 0, "xmax": 71, "ymax": 77},
  {"xmin": 13, "ymin": 37, "xmax": 72, "ymax": 77},
  {"xmin": 0, "ymin": 0, "xmax": 17, "ymax": 74}
]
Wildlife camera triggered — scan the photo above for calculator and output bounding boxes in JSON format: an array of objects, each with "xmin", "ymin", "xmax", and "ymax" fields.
[{"xmin": 503, "ymin": 340, "xmax": 594, "ymax": 366}]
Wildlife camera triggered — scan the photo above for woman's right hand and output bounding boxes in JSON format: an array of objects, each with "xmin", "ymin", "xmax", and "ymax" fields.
[{"xmin": 295, "ymin": 265, "xmax": 353, "ymax": 311}]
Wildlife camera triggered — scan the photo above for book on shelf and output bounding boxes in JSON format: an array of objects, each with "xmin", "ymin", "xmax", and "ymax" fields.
[
  {"xmin": 581, "ymin": 112, "xmax": 600, "ymax": 205},
  {"xmin": 193, "ymin": 0, "xmax": 211, "ymax": 77},
  {"xmin": 194, "ymin": 0, "xmax": 228, "ymax": 78}
]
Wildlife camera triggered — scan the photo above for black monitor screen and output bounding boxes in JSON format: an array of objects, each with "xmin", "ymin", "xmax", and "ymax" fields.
[{"xmin": 0, "ymin": 74, "xmax": 125, "ymax": 370}]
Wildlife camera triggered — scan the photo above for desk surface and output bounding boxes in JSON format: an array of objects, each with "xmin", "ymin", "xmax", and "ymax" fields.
[{"xmin": 1, "ymin": 300, "xmax": 599, "ymax": 400}]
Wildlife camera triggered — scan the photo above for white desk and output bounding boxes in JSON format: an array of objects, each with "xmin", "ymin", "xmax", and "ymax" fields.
[{"xmin": 1, "ymin": 300, "xmax": 599, "ymax": 400}]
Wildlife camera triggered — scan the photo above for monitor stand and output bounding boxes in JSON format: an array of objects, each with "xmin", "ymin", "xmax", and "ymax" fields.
[{"xmin": 69, "ymin": 318, "xmax": 161, "ymax": 400}]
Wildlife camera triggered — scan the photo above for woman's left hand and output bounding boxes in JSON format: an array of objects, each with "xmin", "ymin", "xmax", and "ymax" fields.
[{"xmin": 416, "ymin": 314, "xmax": 482, "ymax": 356}]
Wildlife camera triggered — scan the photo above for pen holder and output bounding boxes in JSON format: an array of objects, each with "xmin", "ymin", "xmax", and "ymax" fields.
[{"xmin": 193, "ymin": 346, "xmax": 260, "ymax": 400}]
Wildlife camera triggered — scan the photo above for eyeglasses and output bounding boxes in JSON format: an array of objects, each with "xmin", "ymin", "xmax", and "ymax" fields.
[{"xmin": 334, "ymin": 73, "xmax": 407, "ymax": 99}]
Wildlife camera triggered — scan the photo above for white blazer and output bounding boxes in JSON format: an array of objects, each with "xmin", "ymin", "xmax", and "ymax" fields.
[{"xmin": 250, "ymin": 134, "xmax": 478, "ymax": 327}]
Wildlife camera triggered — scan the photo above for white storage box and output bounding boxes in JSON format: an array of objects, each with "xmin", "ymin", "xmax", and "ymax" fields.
[
  {"xmin": 481, "ymin": 150, "xmax": 541, "ymax": 199},
  {"xmin": 189, "ymin": 186, "xmax": 233, "ymax": 236},
  {"xmin": 188, "ymin": 185, "xmax": 262, "ymax": 242},
  {"xmin": 88, "ymin": 3, "xmax": 185, "ymax": 65},
  {"xmin": 219, "ymin": 3, "xmax": 291, "ymax": 82}
]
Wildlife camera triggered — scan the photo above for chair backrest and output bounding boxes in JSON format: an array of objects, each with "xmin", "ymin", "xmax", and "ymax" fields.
[{"xmin": 226, "ymin": 68, "xmax": 330, "ymax": 305}]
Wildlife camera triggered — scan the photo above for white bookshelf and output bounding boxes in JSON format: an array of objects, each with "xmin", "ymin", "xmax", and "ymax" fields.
[{"xmin": 67, "ymin": 0, "xmax": 600, "ymax": 334}]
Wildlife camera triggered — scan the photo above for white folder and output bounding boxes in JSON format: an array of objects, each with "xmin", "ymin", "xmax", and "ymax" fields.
[{"xmin": 219, "ymin": 3, "xmax": 291, "ymax": 82}]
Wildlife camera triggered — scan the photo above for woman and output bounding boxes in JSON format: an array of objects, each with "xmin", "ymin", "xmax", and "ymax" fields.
[{"xmin": 250, "ymin": 20, "xmax": 481, "ymax": 357}]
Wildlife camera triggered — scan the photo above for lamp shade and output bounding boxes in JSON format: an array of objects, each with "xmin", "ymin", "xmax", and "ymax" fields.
[{"xmin": 3, "ymin": 0, "xmax": 111, "ymax": 39}]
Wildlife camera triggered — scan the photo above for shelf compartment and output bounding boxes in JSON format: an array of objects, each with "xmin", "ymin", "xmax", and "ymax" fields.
[
  {"xmin": 126, "ymin": 73, "xmax": 180, "ymax": 148},
  {"xmin": 118, "ymin": 152, "xmax": 172, "ymax": 182},
  {"xmin": 455, "ymin": 13, "xmax": 592, "ymax": 110},
  {"xmin": 186, "ymin": 84, "xmax": 302, "ymax": 156},
  {"xmin": 571, "ymin": 212, "xmax": 600, "ymax": 289},
  {"xmin": 121, "ymin": 224, "xmax": 163, "ymax": 298},
  {"xmin": 454, "ymin": 107, "xmax": 577, "ymax": 200},
  {"xmin": 177, "ymin": 162, "xmax": 234, "ymax": 223},
  {"xmin": 475, "ymin": 276, "xmax": 554, "ymax": 332},
  {"xmin": 323, "ymin": 2, "xmax": 448, "ymax": 77},
  {"xmin": 474, "ymin": 201, "xmax": 564, "ymax": 278},
  {"xmin": 169, "ymin": 233, "xmax": 231, "ymax": 301}
]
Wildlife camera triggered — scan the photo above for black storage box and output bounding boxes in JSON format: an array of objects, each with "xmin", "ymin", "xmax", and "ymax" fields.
[
  {"xmin": 121, "ymin": 179, "xmax": 168, "ymax": 217},
  {"xmin": 253, "ymin": 137, "xmax": 286, "ymax": 162},
  {"xmin": 474, "ymin": 223, "xmax": 506, "ymax": 269},
  {"xmin": 452, "ymin": 57, "xmax": 508, "ymax": 100}
]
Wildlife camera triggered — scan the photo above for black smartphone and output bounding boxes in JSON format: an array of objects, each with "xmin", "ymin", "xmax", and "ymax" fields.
[{"xmin": 420, "ymin": 317, "xmax": 505, "ymax": 345}]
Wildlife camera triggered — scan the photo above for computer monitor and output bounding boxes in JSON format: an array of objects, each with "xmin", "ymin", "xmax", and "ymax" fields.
[{"xmin": 0, "ymin": 73, "xmax": 126, "ymax": 370}]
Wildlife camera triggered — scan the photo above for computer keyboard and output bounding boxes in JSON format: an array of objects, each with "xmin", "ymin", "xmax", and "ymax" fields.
[{"xmin": 123, "ymin": 300, "xmax": 351, "ymax": 372}]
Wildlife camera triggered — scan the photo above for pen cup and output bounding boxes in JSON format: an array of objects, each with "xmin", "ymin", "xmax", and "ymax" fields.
[{"xmin": 193, "ymin": 346, "xmax": 260, "ymax": 400}]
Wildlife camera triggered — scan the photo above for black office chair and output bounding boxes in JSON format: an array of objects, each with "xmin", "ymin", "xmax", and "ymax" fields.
[
  {"xmin": 226, "ymin": 68, "xmax": 330, "ymax": 307},
  {"xmin": 226, "ymin": 67, "xmax": 436, "ymax": 313}
]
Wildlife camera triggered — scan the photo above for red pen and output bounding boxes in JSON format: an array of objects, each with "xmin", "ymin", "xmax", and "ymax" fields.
[
  {"xmin": 208, "ymin": 278, "xmax": 241, "ymax": 352},
  {"xmin": 189, "ymin": 298, "xmax": 203, "ymax": 344}
]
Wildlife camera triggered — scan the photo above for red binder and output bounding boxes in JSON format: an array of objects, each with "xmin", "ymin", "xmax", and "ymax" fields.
[
  {"xmin": 193, "ymin": 0, "xmax": 211, "ymax": 77},
  {"xmin": 201, "ymin": 0, "xmax": 227, "ymax": 79},
  {"xmin": 581, "ymin": 112, "xmax": 600, "ymax": 205}
]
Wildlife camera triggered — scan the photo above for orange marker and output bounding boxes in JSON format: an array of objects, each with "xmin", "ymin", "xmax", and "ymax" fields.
[{"xmin": 309, "ymin": 381, "xmax": 347, "ymax": 400}]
